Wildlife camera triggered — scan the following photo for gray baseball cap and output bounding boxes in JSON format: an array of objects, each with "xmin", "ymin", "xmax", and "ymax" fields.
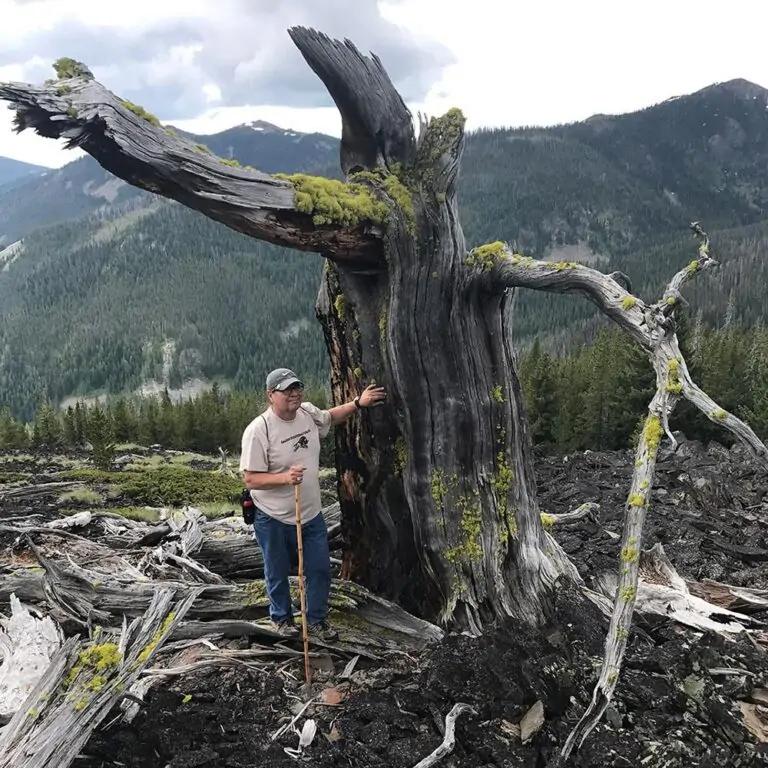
[{"xmin": 266, "ymin": 367, "xmax": 303, "ymax": 391}]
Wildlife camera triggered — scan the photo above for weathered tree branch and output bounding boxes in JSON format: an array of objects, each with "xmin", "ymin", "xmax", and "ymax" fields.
[
  {"xmin": 558, "ymin": 225, "xmax": 768, "ymax": 761},
  {"xmin": 411, "ymin": 702, "xmax": 477, "ymax": 768},
  {"xmin": 0, "ymin": 77, "xmax": 383, "ymax": 267},
  {"xmin": 288, "ymin": 27, "xmax": 416, "ymax": 175}
]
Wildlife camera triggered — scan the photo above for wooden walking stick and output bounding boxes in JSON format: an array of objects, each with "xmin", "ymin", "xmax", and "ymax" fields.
[{"xmin": 294, "ymin": 480, "xmax": 312, "ymax": 692}]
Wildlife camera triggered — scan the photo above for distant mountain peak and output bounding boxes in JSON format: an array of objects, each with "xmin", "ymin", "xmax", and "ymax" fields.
[
  {"xmin": 243, "ymin": 120, "xmax": 285, "ymax": 134},
  {"xmin": 696, "ymin": 78, "xmax": 768, "ymax": 101}
]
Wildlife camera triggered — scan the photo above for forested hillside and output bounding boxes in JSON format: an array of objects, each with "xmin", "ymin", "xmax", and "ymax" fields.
[{"xmin": 2, "ymin": 78, "xmax": 768, "ymax": 419}]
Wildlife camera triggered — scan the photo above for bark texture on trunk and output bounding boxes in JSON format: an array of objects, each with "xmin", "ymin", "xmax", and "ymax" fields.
[{"xmin": 291, "ymin": 29, "xmax": 560, "ymax": 628}]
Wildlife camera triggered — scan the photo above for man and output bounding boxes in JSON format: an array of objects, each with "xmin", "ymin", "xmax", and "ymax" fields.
[{"xmin": 240, "ymin": 367, "xmax": 386, "ymax": 639}]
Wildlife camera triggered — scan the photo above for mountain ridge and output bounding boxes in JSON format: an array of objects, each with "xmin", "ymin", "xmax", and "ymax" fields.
[{"xmin": 2, "ymin": 77, "xmax": 768, "ymax": 418}]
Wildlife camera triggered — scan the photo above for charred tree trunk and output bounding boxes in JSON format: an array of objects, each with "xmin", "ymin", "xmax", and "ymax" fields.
[{"xmin": 298, "ymin": 30, "xmax": 559, "ymax": 627}]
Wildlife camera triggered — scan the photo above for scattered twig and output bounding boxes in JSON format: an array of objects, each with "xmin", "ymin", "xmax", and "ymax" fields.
[{"xmin": 411, "ymin": 703, "xmax": 477, "ymax": 768}]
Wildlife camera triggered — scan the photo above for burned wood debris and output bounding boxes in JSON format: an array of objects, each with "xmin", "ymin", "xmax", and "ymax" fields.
[{"xmin": 0, "ymin": 439, "xmax": 767, "ymax": 766}]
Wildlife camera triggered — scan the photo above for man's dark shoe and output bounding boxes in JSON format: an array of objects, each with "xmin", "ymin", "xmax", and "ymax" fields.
[
  {"xmin": 307, "ymin": 621, "xmax": 338, "ymax": 642},
  {"xmin": 270, "ymin": 619, "xmax": 300, "ymax": 637}
]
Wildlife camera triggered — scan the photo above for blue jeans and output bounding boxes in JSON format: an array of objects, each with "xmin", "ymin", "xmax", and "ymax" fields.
[{"xmin": 253, "ymin": 508, "xmax": 331, "ymax": 626}]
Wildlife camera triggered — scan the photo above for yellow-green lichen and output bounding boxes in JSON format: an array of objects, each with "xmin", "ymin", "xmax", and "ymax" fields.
[
  {"xmin": 446, "ymin": 490, "xmax": 483, "ymax": 563},
  {"xmin": 620, "ymin": 545, "xmax": 639, "ymax": 563},
  {"xmin": 643, "ymin": 414, "xmax": 663, "ymax": 454},
  {"xmin": 466, "ymin": 241, "xmax": 506, "ymax": 270},
  {"xmin": 394, "ymin": 437, "xmax": 407, "ymax": 473},
  {"xmin": 334, "ymin": 294, "xmax": 346, "ymax": 320},
  {"xmin": 430, "ymin": 468, "xmax": 447, "ymax": 508},
  {"xmin": 353, "ymin": 366, "xmax": 363, "ymax": 379},
  {"xmin": 491, "ymin": 384, "xmax": 504, "ymax": 403},
  {"xmin": 540, "ymin": 513, "xmax": 556, "ymax": 531},
  {"xmin": 220, "ymin": 157, "xmax": 241, "ymax": 167},
  {"xmin": 64, "ymin": 642, "xmax": 122, "ymax": 690},
  {"xmin": 137, "ymin": 612, "xmax": 176, "ymax": 664},
  {"xmin": 688, "ymin": 260, "xmax": 699, "ymax": 273},
  {"xmin": 553, "ymin": 261, "xmax": 578, "ymax": 271},
  {"xmin": 66, "ymin": 105, "xmax": 78, "ymax": 118},
  {"xmin": 620, "ymin": 586, "xmax": 637, "ymax": 601},
  {"xmin": 379, "ymin": 305, "xmax": 388, "ymax": 347},
  {"xmin": 120, "ymin": 99, "xmax": 161, "ymax": 127},
  {"xmin": 712, "ymin": 408, "xmax": 727, "ymax": 420},
  {"xmin": 621, "ymin": 296, "xmax": 637, "ymax": 311},
  {"xmin": 666, "ymin": 357, "xmax": 683, "ymax": 394},
  {"xmin": 275, "ymin": 173, "xmax": 388, "ymax": 228},
  {"xmin": 666, "ymin": 296, "xmax": 676, "ymax": 306},
  {"xmin": 182, "ymin": 694, "xmax": 193, "ymax": 704},
  {"xmin": 194, "ymin": 143, "xmax": 211, "ymax": 154},
  {"xmin": 628, "ymin": 493, "xmax": 645, "ymax": 508}
]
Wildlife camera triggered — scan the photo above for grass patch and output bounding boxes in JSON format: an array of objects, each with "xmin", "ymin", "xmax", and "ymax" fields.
[
  {"xmin": 106, "ymin": 506, "xmax": 162, "ymax": 523},
  {"xmin": 196, "ymin": 501, "xmax": 237, "ymax": 519},
  {"xmin": 59, "ymin": 488, "xmax": 102, "ymax": 504},
  {"xmin": 0, "ymin": 471, "xmax": 29, "ymax": 483},
  {"xmin": 59, "ymin": 466, "xmax": 241, "ymax": 506}
]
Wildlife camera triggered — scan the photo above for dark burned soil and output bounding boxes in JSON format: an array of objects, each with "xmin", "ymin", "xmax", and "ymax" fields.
[{"xmin": 29, "ymin": 439, "xmax": 768, "ymax": 765}]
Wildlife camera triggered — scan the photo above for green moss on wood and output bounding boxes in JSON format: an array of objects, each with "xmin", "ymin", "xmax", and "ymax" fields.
[
  {"xmin": 53, "ymin": 57, "xmax": 93, "ymax": 80},
  {"xmin": 621, "ymin": 296, "xmax": 637, "ymax": 311},
  {"xmin": 120, "ymin": 99, "xmax": 161, "ymax": 127},
  {"xmin": 491, "ymin": 384, "xmax": 504, "ymax": 403},
  {"xmin": 351, "ymin": 168, "xmax": 416, "ymax": 233},
  {"xmin": 275, "ymin": 173, "xmax": 388, "ymax": 228},
  {"xmin": 465, "ymin": 241, "xmax": 506, "ymax": 270}
]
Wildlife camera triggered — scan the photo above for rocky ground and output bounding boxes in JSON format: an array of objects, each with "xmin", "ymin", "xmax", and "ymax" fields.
[{"xmin": 2, "ymin": 437, "xmax": 768, "ymax": 767}]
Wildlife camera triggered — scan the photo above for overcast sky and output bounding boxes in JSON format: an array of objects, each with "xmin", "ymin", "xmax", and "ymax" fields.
[{"xmin": 1, "ymin": 0, "xmax": 766, "ymax": 169}]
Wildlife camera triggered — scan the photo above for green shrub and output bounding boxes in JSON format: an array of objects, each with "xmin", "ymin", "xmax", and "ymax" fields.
[{"xmin": 118, "ymin": 466, "xmax": 241, "ymax": 506}]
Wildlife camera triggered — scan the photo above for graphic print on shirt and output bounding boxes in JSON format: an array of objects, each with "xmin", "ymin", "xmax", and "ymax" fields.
[{"xmin": 280, "ymin": 427, "xmax": 312, "ymax": 454}]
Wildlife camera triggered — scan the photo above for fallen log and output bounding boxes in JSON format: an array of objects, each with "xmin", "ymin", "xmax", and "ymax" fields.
[
  {"xmin": 591, "ymin": 543, "xmax": 768, "ymax": 636},
  {"xmin": 0, "ymin": 586, "xmax": 201, "ymax": 768}
]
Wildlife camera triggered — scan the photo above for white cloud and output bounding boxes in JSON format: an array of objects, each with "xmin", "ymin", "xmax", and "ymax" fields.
[{"xmin": 1, "ymin": 0, "xmax": 768, "ymax": 169}]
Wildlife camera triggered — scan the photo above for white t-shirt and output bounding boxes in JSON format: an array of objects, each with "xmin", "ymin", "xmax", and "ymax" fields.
[{"xmin": 239, "ymin": 403, "xmax": 332, "ymax": 525}]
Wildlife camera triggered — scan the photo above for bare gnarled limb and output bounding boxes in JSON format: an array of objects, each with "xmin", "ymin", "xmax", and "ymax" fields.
[
  {"xmin": 0, "ymin": 78, "xmax": 383, "ymax": 267},
  {"xmin": 555, "ymin": 225, "xmax": 768, "ymax": 761}
]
